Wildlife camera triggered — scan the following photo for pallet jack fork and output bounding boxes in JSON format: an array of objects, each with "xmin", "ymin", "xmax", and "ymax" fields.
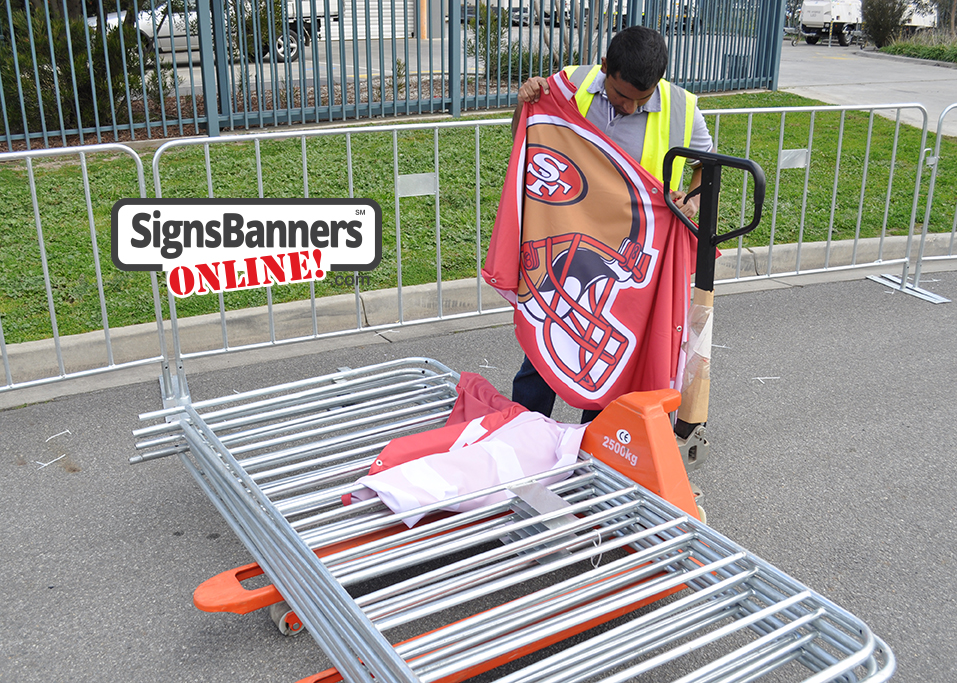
[
  {"xmin": 134, "ymin": 358, "xmax": 895, "ymax": 683},
  {"xmin": 131, "ymin": 150, "xmax": 893, "ymax": 681}
]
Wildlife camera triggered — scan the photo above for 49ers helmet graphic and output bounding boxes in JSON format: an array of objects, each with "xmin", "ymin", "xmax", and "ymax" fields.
[{"xmin": 517, "ymin": 126, "xmax": 660, "ymax": 399}]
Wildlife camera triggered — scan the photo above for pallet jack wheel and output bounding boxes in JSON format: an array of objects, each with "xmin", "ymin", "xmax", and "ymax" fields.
[{"xmin": 269, "ymin": 601, "xmax": 305, "ymax": 636}]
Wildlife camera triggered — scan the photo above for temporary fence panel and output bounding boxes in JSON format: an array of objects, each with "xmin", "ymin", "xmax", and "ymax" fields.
[
  {"xmin": 0, "ymin": 144, "xmax": 169, "ymax": 392},
  {"xmin": 0, "ymin": 0, "xmax": 783, "ymax": 149},
  {"xmin": 902, "ymin": 102, "xmax": 957, "ymax": 301},
  {"xmin": 3, "ymin": 100, "xmax": 954, "ymax": 396},
  {"xmin": 131, "ymin": 357, "xmax": 896, "ymax": 682},
  {"xmin": 147, "ymin": 120, "xmax": 515, "ymax": 391},
  {"xmin": 702, "ymin": 103, "xmax": 946, "ymax": 294}
]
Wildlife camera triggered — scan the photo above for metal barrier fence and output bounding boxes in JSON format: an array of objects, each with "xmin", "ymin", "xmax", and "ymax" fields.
[
  {"xmin": 0, "ymin": 0, "xmax": 783, "ymax": 149},
  {"xmin": 0, "ymin": 143, "xmax": 172, "ymax": 392},
  {"xmin": 705, "ymin": 103, "xmax": 931, "ymax": 282},
  {"xmin": 909, "ymin": 103, "xmax": 957, "ymax": 287},
  {"xmin": 1, "ymin": 100, "xmax": 954, "ymax": 395}
]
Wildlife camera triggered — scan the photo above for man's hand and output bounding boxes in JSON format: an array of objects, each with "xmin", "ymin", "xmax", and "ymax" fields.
[
  {"xmin": 511, "ymin": 76, "xmax": 551, "ymax": 139},
  {"xmin": 517, "ymin": 76, "xmax": 550, "ymax": 105},
  {"xmin": 670, "ymin": 190, "xmax": 699, "ymax": 219}
]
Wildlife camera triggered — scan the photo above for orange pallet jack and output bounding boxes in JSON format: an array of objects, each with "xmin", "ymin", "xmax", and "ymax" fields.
[
  {"xmin": 131, "ymin": 151, "xmax": 895, "ymax": 682},
  {"xmin": 133, "ymin": 357, "xmax": 894, "ymax": 683}
]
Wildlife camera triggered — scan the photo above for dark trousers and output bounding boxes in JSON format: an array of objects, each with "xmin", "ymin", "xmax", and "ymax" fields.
[{"xmin": 512, "ymin": 355, "xmax": 601, "ymax": 424}]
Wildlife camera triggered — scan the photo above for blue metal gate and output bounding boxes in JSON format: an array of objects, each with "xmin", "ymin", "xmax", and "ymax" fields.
[{"xmin": 0, "ymin": 0, "xmax": 783, "ymax": 149}]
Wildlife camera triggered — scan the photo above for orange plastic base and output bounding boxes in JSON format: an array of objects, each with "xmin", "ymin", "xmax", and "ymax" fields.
[{"xmin": 193, "ymin": 523, "xmax": 411, "ymax": 615}]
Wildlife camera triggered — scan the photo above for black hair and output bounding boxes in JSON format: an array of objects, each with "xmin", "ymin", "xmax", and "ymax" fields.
[{"xmin": 605, "ymin": 26, "xmax": 668, "ymax": 91}]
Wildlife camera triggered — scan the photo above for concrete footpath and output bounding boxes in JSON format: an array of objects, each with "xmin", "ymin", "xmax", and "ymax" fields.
[{"xmin": 2, "ymin": 269, "xmax": 956, "ymax": 682}]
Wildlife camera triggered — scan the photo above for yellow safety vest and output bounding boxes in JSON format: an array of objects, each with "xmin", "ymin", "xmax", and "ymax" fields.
[{"xmin": 561, "ymin": 64, "xmax": 695, "ymax": 191}]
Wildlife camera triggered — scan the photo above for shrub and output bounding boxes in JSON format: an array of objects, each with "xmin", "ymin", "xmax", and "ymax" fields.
[
  {"xmin": 881, "ymin": 30, "xmax": 957, "ymax": 63},
  {"xmin": 862, "ymin": 0, "xmax": 908, "ymax": 48},
  {"xmin": 505, "ymin": 47, "xmax": 568, "ymax": 81},
  {"xmin": 466, "ymin": 3, "xmax": 571, "ymax": 83},
  {"xmin": 0, "ymin": 7, "xmax": 156, "ymax": 136},
  {"xmin": 466, "ymin": 2, "xmax": 510, "ymax": 76},
  {"xmin": 238, "ymin": 0, "xmax": 290, "ymax": 61}
]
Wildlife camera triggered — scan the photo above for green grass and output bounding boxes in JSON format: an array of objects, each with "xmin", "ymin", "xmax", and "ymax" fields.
[
  {"xmin": 698, "ymin": 91, "xmax": 955, "ymax": 248},
  {"xmin": 0, "ymin": 124, "xmax": 515, "ymax": 343},
  {"xmin": 1, "ymin": 90, "xmax": 955, "ymax": 344}
]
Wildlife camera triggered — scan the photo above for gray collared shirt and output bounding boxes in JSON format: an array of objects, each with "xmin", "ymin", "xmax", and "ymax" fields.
[{"xmin": 584, "ymin": 71, "xmax": 713, "ymax": 162}]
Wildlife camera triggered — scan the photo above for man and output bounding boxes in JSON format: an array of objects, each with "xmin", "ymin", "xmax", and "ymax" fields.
[{"xmin": 508, "ymin": 25, "xmax": 714, "ymax": 422}]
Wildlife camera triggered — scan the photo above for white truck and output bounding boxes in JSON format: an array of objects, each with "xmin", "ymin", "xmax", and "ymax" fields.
[
  {"xmin": 799, "ymin": 0, "xmax": 862, "ymax": 46},
  {"xmin": 903, "ymin": 3, "xmax": 938, "ymax": 33},
  {"xmin": 798, "ymin": 0, "xmax": 937, "ymax": 46}
]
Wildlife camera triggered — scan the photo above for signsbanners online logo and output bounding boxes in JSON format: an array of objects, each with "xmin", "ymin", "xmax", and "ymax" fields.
[{"xmin": 112, "ymin": 199, "xmax": 382, "ymax": 298}]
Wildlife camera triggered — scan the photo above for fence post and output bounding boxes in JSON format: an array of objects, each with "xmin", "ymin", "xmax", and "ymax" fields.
[
  {"xmin": 911, "ymin": 103, "xmax": 957, "ymax": 300},
  {"xmin": 448, "ymin": 0, "xmax": 462, "ymax": 117},
  {"xmin": 765, "ymin": 0, "xmax": 786, "ymax": 91},
  {"xmin": 211, "ymin": 0, "xmax": 233, "ymax": 124},
  {"xmin": 195, "ymin": 0, "xmax": 221, "ymax": 137}
]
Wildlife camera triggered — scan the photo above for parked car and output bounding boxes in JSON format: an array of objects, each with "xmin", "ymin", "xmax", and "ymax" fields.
[
  {"xmin": 510, "ymin": 6, "xmax": 529, "ymax": 25},
  {"xmin": 457, "ymin": 4, "xmax": 567, "ymax": 27},
  {"xmin": 460, "ymin": 4, "xmax": 511, "ymax": 25},
  {"xmin": 509, "ymin": 6, "xmax": 570, "ymax": 27},
  {"xmin": 87, "ymin": 0, "xmax": 333, "ymax": 63}
]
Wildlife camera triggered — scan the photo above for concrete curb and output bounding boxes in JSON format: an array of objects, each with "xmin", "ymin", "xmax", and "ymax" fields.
[
  {"xmin": 854, "ymin": 48, "xmax": 957, "ymax": 71},
  {"xmin": 713, "ymin": 232, "xmax": 954, "ymax": 280},
  {"xmin": 3, "ymin": 235, "xmax": 955, "ymax": 404}
]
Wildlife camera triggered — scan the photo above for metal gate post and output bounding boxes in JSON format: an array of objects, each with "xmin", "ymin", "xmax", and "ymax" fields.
[
  {"xmin": 210, "ymin": 0, "xmax": 233, "ymax": 125},
  {"xmin": 195, "ymin": 0, "xmax": 221, "ymax": 137},
  {"xmin": 448, "ymin": 0, "xmax": 462, "ymax": 118},
  {"xmin": 765, "ymin": 0, "xmax": 786, "ymax": 91}
]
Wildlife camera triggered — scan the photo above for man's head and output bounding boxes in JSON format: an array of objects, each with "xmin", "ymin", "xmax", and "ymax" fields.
[
  {"xmin": 599, "ymin": 27, "xmax": 668, "ymax": 117},
  {"xmin": 604, "ymin": 26, "xmax": 668, "ymax": 90}
]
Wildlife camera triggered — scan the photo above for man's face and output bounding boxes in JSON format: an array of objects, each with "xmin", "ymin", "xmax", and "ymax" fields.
[{"xmin": 600, "ymin": 60, "xmax": 657, "ymax": 116}]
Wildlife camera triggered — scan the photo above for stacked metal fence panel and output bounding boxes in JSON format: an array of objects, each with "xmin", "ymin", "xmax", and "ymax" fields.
[
  {"xmin": 1, "ymin": 101, "xmax": 953, "ymax": 395},
  {"xmin": 130, "ymin": 357, "xmax": 896, "ymax": 682},
  {"xmin": 0, "ymin": 0, "xmax": 783, "ymax": 150}
]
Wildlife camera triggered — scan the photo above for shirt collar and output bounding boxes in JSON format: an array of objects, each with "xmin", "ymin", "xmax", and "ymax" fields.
[{"xmin": 587, "ymin": 70, "xmax": 663, "ymax": 115}]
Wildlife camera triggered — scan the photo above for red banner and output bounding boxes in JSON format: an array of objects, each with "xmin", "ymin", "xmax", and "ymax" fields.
[{"xmin": 483, "ymin": 71, "xmax": 695, "ymax": 410}]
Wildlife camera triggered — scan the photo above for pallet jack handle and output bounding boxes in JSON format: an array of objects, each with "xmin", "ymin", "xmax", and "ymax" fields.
[
  {"xmin": 662, "ymin": 146, "xmax": 766, "ymax": 287},
  {"xmin": 662, "ymin": 148, "xmax": 766, "ymax": 443}
]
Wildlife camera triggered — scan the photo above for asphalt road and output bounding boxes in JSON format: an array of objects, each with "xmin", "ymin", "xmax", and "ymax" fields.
[
  {"xmin": 2, "ymin": 269, "xmax": 956, "ymax": 682},
  {"xmin": 776, "ymin": 42, "xmax": 957, "ymax": 136}
]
